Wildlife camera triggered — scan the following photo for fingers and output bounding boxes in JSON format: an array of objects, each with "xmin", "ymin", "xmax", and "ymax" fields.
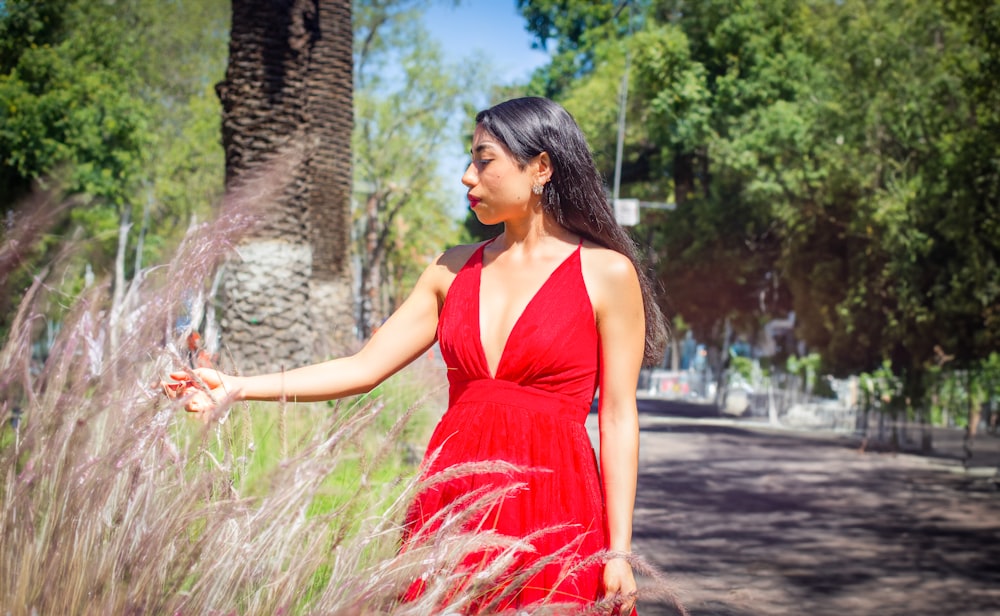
[
  {"xmin": 185, "ymin": 390, "xmax": 217, "ymax": 414},
  {"xmin": 161, "ymin": 380, "xmax": 182, "ymax": 398},
  {"xmin": 190, "ymin": 368, "xmax": 226, "ymax": 390},
  {"xmin": 161, "ymin": 379, "xmax": 196, "ymax": 400},
  {"xmin": 606, "ymin": 589, "xmax": 637, "ymax": 615},
  {"xmin": 618, "ymin": 592, "xmax": 637, "ymax": 615},
  {"xmin": 161, "ymin": 369, "xmax": 225, "ymax": 417},
  {"xmin": 163, "ymin": 368, "xmax": 225, "ymax": 394},
  {"xmin": 161, "ymin": 371, "xmax": 195, "ymax": 397},
  {"xmin": 162, "ymin": 381, "xmax": 213, "ymax": 412},
  {"xmin": 604, "ymin": 558, "xmax": 638, "ymax": 615},
  {"xmin": 610, "ymin": 598, "xmax": 637, "ymax": 615}
]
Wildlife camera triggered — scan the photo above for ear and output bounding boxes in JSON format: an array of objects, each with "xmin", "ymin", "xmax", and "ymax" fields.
[{"xmin": 534, "ymin": 151, "xmax": 553, "ymax": 186}]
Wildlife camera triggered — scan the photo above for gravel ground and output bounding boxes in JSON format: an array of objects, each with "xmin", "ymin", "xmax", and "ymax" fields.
[{"xmin": 586, "ymin": 402, "xmax": 1000, "ymax": 616}]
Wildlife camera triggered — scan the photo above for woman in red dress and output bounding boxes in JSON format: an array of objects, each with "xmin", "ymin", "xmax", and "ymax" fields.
[{"xmin": 169, "ymin": 97, "xmax": 666, "ymax": 614}]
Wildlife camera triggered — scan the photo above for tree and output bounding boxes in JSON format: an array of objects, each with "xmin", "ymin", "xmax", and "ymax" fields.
[
  {"xmin": 0, "ymin": 0, "xmax": 229, "ymax": 344},
  {"xmin": 352, "ymin": 0, "xmax": 479, "ymax": 336},
  {"xmin": 135, "ymin": 0, "xmax": 230, "ymax": 242},
  {"xmin": 523, "ymin": 1, "xmax": 797, "ymax": 350},
  {"xmin": 519, "ymin": 0, "xmax": 999, "ymax": 407},
  {"xmin": 522, "ymin": 0, "xmax": 1000, "ymax": 448},
  {"xmin": 0, "ymin": 0, "xmax": 151, "ymax": 243},
  {"xmin": 768, "ymin": 0, "xmax": 999, "ymax": 384},
  {"xmin": 307, "ymin": 0, "xmax": 356, "ymax": 354},
  {"xmin": 516, "ymin": 0, "xmax": 627, "ymax": 99},
  {"xmin": 216, "ymin": 0, "xmax": 354, "ymax": 372}
]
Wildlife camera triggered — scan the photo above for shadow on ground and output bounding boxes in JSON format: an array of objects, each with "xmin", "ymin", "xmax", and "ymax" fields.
[{"xmin": 623, "ymin": 412, "xmax": 1000, "ymax": 616}]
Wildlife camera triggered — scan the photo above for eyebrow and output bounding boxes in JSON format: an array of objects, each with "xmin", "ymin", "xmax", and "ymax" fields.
[{"xmin": 471, "ymin": 143, "xmax": 497, "ymax": 156}]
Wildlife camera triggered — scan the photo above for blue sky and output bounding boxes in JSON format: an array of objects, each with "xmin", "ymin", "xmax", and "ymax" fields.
[
  {"xmin": 422, "ymin": 1, "xmax": 550, "ymax": 84},
  {"xmin": 420, "ymin": 1, "xmax": 551, "ymax": 213}
]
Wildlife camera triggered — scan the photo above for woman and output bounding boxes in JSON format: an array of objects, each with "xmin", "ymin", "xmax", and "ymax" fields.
[{"xmin": 168, "ymin": 97, "xmax": 666, "ymax": 614}]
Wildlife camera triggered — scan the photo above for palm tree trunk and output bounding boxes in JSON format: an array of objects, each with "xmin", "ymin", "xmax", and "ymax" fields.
[
  {"xmin": 216, "ymin": 0, "xmax": 318, "ymax": 373},
  {"xmin": 306, "ymin": 0, "xmax": 356, "ymax": 354}
]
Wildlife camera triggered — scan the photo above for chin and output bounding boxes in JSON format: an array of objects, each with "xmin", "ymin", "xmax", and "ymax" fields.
[{"xmin": 473, "ymin": 211, "xmax": 502, "ymax": 227}]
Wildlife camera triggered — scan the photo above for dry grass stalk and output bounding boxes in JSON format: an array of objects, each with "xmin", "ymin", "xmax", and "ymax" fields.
[{"xmin": 0, "ymin": 168, "xmax": 686, "ymax": 615}]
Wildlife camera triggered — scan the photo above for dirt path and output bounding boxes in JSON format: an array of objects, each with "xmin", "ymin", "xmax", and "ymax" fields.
[{"xmin": 587, "ymin": 406, "xmax": 1000, "ymax": 615}]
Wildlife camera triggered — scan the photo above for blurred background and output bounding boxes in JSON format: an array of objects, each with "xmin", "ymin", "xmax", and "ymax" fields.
[
  {"xmin": 3, "ymin": 0, "xmax": 996, "ymax": 443},
  {"xmin": 1, "ymin": 1, "xmax": 998, "ymax": 614}
]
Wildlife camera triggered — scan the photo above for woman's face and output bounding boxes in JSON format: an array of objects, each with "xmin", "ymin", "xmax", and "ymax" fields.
[{"xmin": 461, "ymin": 125, "xmax": 540, "ymax": 226}]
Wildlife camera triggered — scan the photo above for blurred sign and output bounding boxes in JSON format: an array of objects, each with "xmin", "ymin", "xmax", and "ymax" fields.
[{"xmin": 614, "ymin": 198, "xmax": 639, "ymax": 226}]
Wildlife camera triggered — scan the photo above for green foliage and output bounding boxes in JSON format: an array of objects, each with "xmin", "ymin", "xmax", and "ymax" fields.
[
  {"xmin": 631, "ymin": 24, "xmax": 711, "ymax": 153},
  {"xmin": 0, "ymin": 228, "xmax": 495, "ymax": 612},
  {"xmin": 189, "ymin": 367, "xmax": 437, "ymax": 516},
  {"xmin": 922, "ymin": 353, "xmax": 1000, "ymax": 428},
  {"xmin": 0, "ymin": 0, "xmax": 228, "ymax": 228},
  {"xmin": 520, "ymin": 0, "xmax": 1000, "ymax": 410},
  {"xmin": 517, "ymin": 0, "xmax": 624, "ymax": 98},
  {"xmin": 0, "ymin": 0, "xmax": 151, "ymax": 205},
  {"xmin": 776, "ymin": 0, "xmax": 999, "ymax": 377},
  {"xmin": 460, "ymin": 209, "xmax": 502, "ymax": 244},
  {"xmin": 0, "ymin": 0, "xmax": 75, "ymax": 72},
  {"xmin": 729, "ymin": 354, "xmax": 753, "ymax": 383},
  {"xmin": 864, "ymin": 359, "xmax": 903, "ymax": 408},
  {"xmin": 135, "ymin": 0, "xmax": 229, "ymax": 243},
  {"xmin": 0, "ymin": 0, "xmax": 227, "ymax": 342},
  {"xmin": 551, "ymin": 3, "xmax": 799, "ymax": 343},
  {"xmin": 786, "ymin": 352, "xmax": 821, "ymax": 395},
  {"xmin": 353, "ymin": 0, "xmax": 481, "ymax": 323}
]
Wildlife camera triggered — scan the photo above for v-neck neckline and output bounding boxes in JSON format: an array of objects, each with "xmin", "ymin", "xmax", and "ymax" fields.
[{"xmin": 475, "ymin": 240, "xmax": 581, "ymax": 380}]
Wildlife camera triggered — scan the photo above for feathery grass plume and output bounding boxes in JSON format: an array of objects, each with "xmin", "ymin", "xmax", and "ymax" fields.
[
  {"xmin": 0, "ymin": 161, "xmax": 273, "ymax": 612},
  {"xmin": 1, "ymin": 155, "xmax": 686, "ymax": 614},
  {"xmin": 0, "ymin": 209, "xmax": 509, "ymax": 614},
  {"xmin": 621, "ymin": 551, "xmax": 690, "ymax": 615},
  {"xmin": 0, "ymin": 188, "xmax": 70, "ymax": 288}
]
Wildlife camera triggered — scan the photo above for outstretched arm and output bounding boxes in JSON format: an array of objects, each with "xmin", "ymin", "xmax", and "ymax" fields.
[
  {"xmin": 584, "ymin": 246, "xmax": 645, "ymax": 614},
  {"xmin": 169, "ymin": 247, "xmax": 468, "ymax": 411}
]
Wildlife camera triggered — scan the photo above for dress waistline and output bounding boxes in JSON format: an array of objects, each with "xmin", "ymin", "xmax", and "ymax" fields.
[{"xmin": 449, "ymin": 379, "xmax": 591, "ymax": 425}]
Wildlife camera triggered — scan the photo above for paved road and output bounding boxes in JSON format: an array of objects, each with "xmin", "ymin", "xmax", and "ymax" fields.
[{"xmin": 586, "ymin": 399, "xmax": 1000, "ymax": 616}]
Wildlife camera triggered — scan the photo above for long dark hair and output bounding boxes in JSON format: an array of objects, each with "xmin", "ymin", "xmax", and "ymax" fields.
[{"xmin": 476, "ymin": 96, "xmax": 668, "ymax": 365}]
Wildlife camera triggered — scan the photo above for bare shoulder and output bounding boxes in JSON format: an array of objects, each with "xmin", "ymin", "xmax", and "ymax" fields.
[
  {"xmin": 580, "ymin": 242, "xmax": 639, "ymax": 288},
  {"xmin": 579, "ymin": 242, "xmax": 642, "ymax": 320},
  {"xmin": 419, "ymin": 241, "xmax": 487, "ymax": 297},
  {"xmin": 435, "ymin": 241, "xmax": 484, "ymax": 272}
]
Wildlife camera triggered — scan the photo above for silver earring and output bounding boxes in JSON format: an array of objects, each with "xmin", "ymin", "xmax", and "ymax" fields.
[{"xmin": 531, "ymin": 183, "xmax": 544, "ymax": 195}]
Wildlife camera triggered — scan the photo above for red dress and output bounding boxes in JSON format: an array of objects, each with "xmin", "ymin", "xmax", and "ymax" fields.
[{"xmin": 404, "ymin": 240, "xmax": 609, "ymax": 610}]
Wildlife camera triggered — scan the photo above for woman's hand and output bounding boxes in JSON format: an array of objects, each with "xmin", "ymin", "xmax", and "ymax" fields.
[
  {"xmin": 163, "ymin": 368, "xmax": 240, "ymax": 415},
  {"xmin": 604, "ymin": 556, "xmax": 637, "ymax": 615}
]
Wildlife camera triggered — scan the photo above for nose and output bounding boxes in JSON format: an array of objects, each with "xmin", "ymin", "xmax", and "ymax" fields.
[{"xmin": 461, "ymin": 161, "xmax": 477, "ymax": 188}]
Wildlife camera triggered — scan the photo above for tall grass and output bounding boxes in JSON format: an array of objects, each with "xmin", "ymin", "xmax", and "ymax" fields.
[{"xmin": 0, "ymin": 180, "xmax": 686, "ymax": 615}]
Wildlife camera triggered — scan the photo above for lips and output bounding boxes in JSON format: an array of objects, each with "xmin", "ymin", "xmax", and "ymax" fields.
[{"xmin": 468, "ymin": 195, "xmax": 481, "ymax": 209}]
